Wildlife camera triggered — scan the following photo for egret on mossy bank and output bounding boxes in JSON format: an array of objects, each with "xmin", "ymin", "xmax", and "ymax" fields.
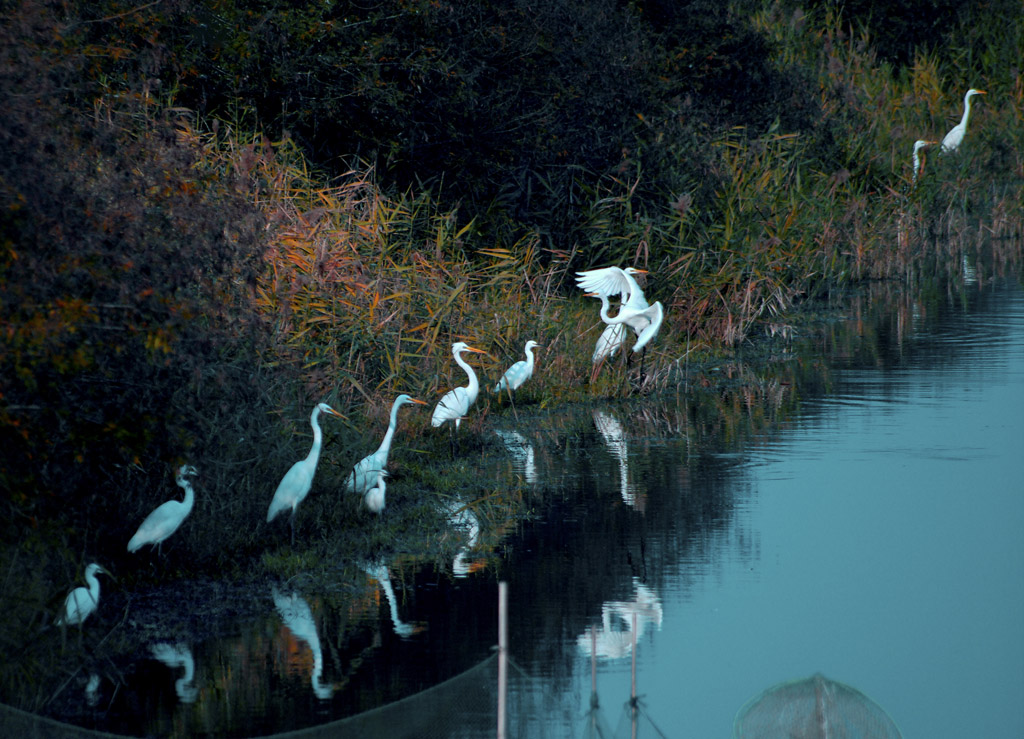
[
  {"xmin": 494, "ymin": 340, "xmax": 541, "ymax": 395},
  {"xmin": 940, "ymin": 88, "xmax": 986, "ymax": 153},
  {"xmin": 127, "ymin": 464, "xmax": 198, "ymax": 556},
  {"xmin": 431, "ymin": 342, "xmax": 488, "ymax": 431},
  {"xmin": 267, "ymin": 402, "xmax": 344, "ymax": 543},
  {"xmin": 346, "ymin": 394, "xmax": 426, "ymax": 496}
]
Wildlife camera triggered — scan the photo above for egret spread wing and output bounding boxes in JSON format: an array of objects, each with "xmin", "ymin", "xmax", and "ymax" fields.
[{"xmin": 575, "ymin": 267, "xmax": 632, "ymax": 298}]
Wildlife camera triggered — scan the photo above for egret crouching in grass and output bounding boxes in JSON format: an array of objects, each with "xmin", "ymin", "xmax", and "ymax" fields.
[
  {"xmin": 364, "ymin": 470, "xmax": 388, "ymax": 514},
  {"xmin": 128, "ymin": 464, "xmax": 198, "ymax": 556},
  {"xmin": 940, "ymin": 88, "xmax": 986, "ymax": 153},
  {"xmin": 56, "ymin": 563, "xmax": 110, "ymax": 648},
  {"xmin": 267, "ymin": 402, "xmax": 344, "ymax": 544},
  {"xmin": 912, "ymin": 139, "xmax": 938, "ymax": 186},
  {"xmin": 432, "ymin": 342, "xmax": 487, "ymax": 436},
  {"xmin": 346, "ymin": 394, "xmax": 426, "ymax": 496}
]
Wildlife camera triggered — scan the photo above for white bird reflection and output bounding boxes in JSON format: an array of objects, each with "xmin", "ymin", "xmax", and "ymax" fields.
[
  {"xmin": 494, "ymin": 429, "xmax": 537, "ymax": 484},
  {"xmin": 445, "ymin": 500, "xmax": 482, "ymax": 577},
  {"xmin": 576, "ymin": 580, "xmax": 663, "ymax": 660},
  {"xmin": 271, "ymin": 587, "xmax": 334, "ymax": 700},
  {"xmin": 150, "ymin": 642, "xmax": 199, "ymax": 703},
  {"xmin": 84, "ymin": 673, "xmax": 101, "ymax": 707},
  {"xmin": 362, "ymin": 562, "xmax": 422, "ymax": 638},
  {"xmin": 592, "ymin": 410, "xmax": 641, "ymax": 509}
]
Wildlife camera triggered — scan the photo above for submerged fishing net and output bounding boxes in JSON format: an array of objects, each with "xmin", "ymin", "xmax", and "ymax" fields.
[{"xmin": 733, "ymin": 673, "xmax": 902, "ymax": 739}]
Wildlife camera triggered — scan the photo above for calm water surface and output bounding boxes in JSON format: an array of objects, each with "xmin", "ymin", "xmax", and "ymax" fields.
[{"xmin": 24, "ymin": 278, "xmax": 1024, "ymax": 738}]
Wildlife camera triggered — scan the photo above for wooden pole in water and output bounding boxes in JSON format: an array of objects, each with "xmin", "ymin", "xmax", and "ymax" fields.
[
  {"xmin": 498, "ymin": 581, "xmax": 508, "ymax": 739},
  {"xmin": 631, "ymin": 610, "xmax": 638, "ymax": 739}
]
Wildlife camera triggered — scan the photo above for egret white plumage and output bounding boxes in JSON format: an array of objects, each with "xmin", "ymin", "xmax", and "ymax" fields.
[
  {"xmin": 431, "ymin": 342, "xmax": 487, "ymax": 430},
  {"xmin": 577, "ymin": 266, "xmax": 664, "ymax": 354},
  {"xmin": 364, "ymin": 469, "xmax": 388, "ymax": 514},
  {"xmin": 128, "ymin": 465, "xmax": 198, "ymax": 555},
  {"xmin": 56, "ymin": 563, "xmax": 109, "ymax": 647},
  {"xmin": 494, "ymin": 340, "xmax": 541, "ymax": 394},
  {"xmin": 346, "ymin": 394, "xmax": 426, "ymax": 495},
  {"xmin": 940, "ymin": 88, "xmax": 986, "ymax": 153},
  {"xmin": 267, "ymin": 402, "xmax": 344, "ymax": 543},
  {"xmin": 587, "ymin": 293, "xmax": 627, "ymax": 363},
  {"xmin": 911, "ymin": 139, "xmax": 938, "ymax": 185}
]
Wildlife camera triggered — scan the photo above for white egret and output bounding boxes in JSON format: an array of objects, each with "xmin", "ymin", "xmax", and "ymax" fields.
[
  {"xmin": 911, "ymin": 139, "xmax": 938, "ymax": 185},
  {"xmin": 940, "ymin": 88, "xmax": 986, "ymax": 153},
  {"xmin": 363, "ymin": 469, "xmax": 388, "ymax": 514},
  {"xmin": 587, "ymin": 293, "xmax": 627, "ymax": 363},
  {"xmin": 345, "ymin": 394, "xmax": 426, "ymax": 495},
  {"xmin": 267, "ymin": 402, "xmax": 344, "ymax": 543},
  {"xmin": 127, "ymin": 464, "xmax": 198, "ymax": 555},
  {"xmin": 494, "ymin": 340, "xmax": 541, "ymax": 394},
  {"xmin": 56, "ymin": 563, "xmax": 110, "ymax": 648},
  {"xmin": 577, "ymin": 266, "xmax": 665, "ymax": 358},
  {"xmin": 431, "ymin": 342, "xmax": 488, "ymax": 430}
]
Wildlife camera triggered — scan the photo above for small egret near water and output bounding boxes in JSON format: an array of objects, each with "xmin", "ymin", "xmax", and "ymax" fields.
[
  {"xmin": 494, "ymin": 340, "xmax": 541, "ymax": 395},
  {"xmin": 431, "ymin": 342, "xmax": 488, "ymax": 430},
  {"xmin": 267, "ymin": 402, "xmax": 344, "ymax": 543},
  {"xmin": 911, "ymin": 139, "xmax": 938, "ymax": 185},
  {"xmin": 346, "ymin": 394, "xmax": 426, "ymax": 496},
  {"xmin": 940, "ymin": 88, "xmax": 986, "ymax": 153},
  {"xmin": 364, "ymin": 469, "xmax": 388, "ymax": 514},
  {"xmin": 56, "ymin": 563, "xmax": 110, "ymax": 647},
  {"xmin": 128, "ymin": 464, "xmax": 198, "ymax": 555}
]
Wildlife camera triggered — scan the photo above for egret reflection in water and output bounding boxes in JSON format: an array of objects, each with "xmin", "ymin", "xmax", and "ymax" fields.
[
  {"xmin": 84, "ymin": 673, "xmax": 100, "ymax": 708},
  {"xmin": 577, "ymin": 579, "xmax": 663, "ymax": 660},
  {"xmin": 592, "ymin": 409, "xmax": 642, "ymax": 509},
  {"xmin": 150, "ymin": 642, "xmax": 198, "ymax": 703},
  {"xmin": 362, "ymin": 562, "xmax": 423, "ymax": 638},
  {"xmin": 494, "ymin": 429, "xmax": 537, "ymax": 484},
  {"xmin": 733, "ymin": 673, "xmax": 903, "ymax": 739},
  {"xmin": 445, "ymin": 499, "xmax": 482, "ymax": 577},
  {"xmin": 271, "ymin": 587, "xmax": 334, "ymax": 700}
]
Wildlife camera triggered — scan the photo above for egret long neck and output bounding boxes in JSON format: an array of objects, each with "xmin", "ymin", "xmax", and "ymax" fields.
[
  {"xmin": 176, "ymin": 473, "xmax": 195, "ymax": 512},
  {"xmin": 524, "ymin": 345, "xmax": 536, "ymax": 370},
  {"xmin": 86, "ymin": 571, "xmax": 101, "ymax": 603},
  {"xmin": 455, "ymin": 350, "xmax": 479, "ymax": 396},
  {"xmin": 960, "ymin": 94, "xmax": 974, "ymax": 128},
  {"xmin": 305, "ymin": 407, "xmax": 324, "ymax": 465},
  {"xmin": 375, "ymin": 401, "xmax": 403, "ymax": 457}
]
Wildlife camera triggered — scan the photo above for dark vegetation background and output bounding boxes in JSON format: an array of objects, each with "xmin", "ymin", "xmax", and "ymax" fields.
[{"xmin": 1, "ymin": 0, "xmax": 1021, "ymax": 585}]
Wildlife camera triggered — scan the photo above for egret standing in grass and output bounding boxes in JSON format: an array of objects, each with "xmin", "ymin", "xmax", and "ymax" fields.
[
  {"xmin": 577, "ymin": 266, "xmax": 664, "ymax": 377},
  {"xmin": 363, "ymin": 469, "xmax": 388, "ymax": 514},
  {"xmin": 587, "ymin": 292, "xmax": 627, "ymax": 370},
  {"xmin": 431, "ymin": 342, "xmax": 488, "ymax": 431},
  {"xmin": 128, "ymin": 465, "xmax": 198, "ymax": 556},
  {"xmin": 267, "ymin": 402, "xmax": 344, "ymax": 544},
  {"xmin": 56, "ymin": 563, "xmax": 110, "ymax": 648},
  {"xmin": 940, "ymin": 88, "xmax": 986, "ymax": 153},
  {"xmin": 912, "ymin": 139, "xmax": 939, "ymax": 186},
  {"xmin": 346, "ymin": 394, "xmax": 426, "ymax": 496},
  {"xmin": 494, "ymin": 339, "xmax": 541, "ymax": 406}
]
